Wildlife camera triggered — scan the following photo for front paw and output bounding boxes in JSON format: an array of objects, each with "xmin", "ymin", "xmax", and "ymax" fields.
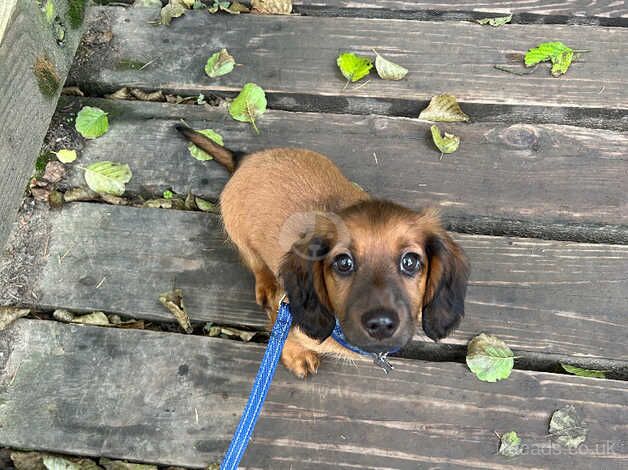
[{"xmin": 281, "ymin": 339, "xmax": 320, "ymax": 379}]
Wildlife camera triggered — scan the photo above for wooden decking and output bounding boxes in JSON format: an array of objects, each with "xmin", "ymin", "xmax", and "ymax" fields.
[{"xmin": 1, "ymin": 2, "xmax": 627, "ymax": 469}]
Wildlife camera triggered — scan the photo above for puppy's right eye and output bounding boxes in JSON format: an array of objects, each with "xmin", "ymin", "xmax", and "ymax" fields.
[{"xmin": 332, "ymin": 254, "xmax": 355, "ymax": 275}]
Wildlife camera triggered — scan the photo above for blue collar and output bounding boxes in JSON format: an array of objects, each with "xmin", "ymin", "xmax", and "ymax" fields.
[{"xmin": 331, "ymin": 318, "xmax": 398, "ymax": 374}]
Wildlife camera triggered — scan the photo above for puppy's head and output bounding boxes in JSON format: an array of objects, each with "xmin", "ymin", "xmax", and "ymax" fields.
[{"xmin": 279, "ymin": 201, "xmax": 470, "ymax": 352}]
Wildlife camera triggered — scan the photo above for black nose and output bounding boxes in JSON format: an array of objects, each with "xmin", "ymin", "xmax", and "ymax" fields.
[{"xmin": 361, "ymin": 309, "xmax": 399, "ymax": 340}]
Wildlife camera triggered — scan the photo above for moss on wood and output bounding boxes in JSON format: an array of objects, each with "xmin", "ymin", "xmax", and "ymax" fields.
[{"xmin": 33, "ymin": 56, "xmax": 60, "ymax": 98}]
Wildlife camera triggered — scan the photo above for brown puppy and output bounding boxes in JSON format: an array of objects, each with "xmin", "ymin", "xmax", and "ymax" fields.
[{"xmin": 177, "ymin": 126, "xmax": 470, "ymax": 377}]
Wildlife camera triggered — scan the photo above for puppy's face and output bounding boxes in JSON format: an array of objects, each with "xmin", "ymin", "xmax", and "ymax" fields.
[{"xmin": 279, "ymin": 201, "xmax": 470, "ymax": 352}]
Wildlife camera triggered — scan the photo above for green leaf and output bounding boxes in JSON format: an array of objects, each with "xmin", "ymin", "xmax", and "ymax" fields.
[
  {"xmin": 187, "ymin": 129, "xmax": 224, "ymax": 161},
  {"xmin": 195, "ymin": 196, "xmax": 218, "ymax": 213},
  {"xmin": 498, "ymin": 431, "xmax": 523, "ymax": 458},
  {"xmin": 43, "ymin": 0, "xmax": 56, "ymax": 24},
  {"xmin": 549, "ymin": 405, "xmax": 587, "ymax": 449},
  {"xmin": 84, "ymin": 161, "xmax": 132, "ymax": 196},
  {"xmin": 54, "ymin": 149, "xmax": 77, "ymax": 163},
  {"xmin": 419, "ymin": 94, "xmax": 470, "ymax": 122},
  {"xmin": 75, "ymin": 106, "xmax": 109, "ymax": 139},
  {"xmin": 229, "ymin": 83, "xmax": 267, "ymax": 134},
  {"xmin": 43, "ymin": 456, "xmax": 81, "ymax": 470},
  {"xmin": 374, "ymin": 52, "xmax": 408, "ymax": 80},
  {"xmin": 160, "ymin": 1, "xmax": 186, "ymax": 25},
  {"xmin": 524, "ymin": 41, "xmax": 574, "ymax": 76},
  {"xmin": 430, "ymin": 125, "xmax": 460, "ymax": 156},
  {"xmin": 476, "ymin": 14, "xmax": 512, "ymax": 27},
  {"xmin": 560, "ymin": 363, "xmax": 606, "ymax": 379},
  {"xmin": 336, "ymin": 52, "xmax": 373, "ymax": 82},
  {"xmin": 204, "ymin": 48, "xmax": 236, "ymax": 78},
  {"xmin": 163, "ymin": 190, "xmax": 174, "ymax": 199},
  {"xmin": 466, "ymin": 333, "xmax": 514, "ymax": 382}
]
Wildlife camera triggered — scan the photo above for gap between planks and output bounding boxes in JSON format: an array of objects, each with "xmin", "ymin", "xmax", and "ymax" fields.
[
  {"xmin": 0, "ymin": 319, "xmax": 626, "ymax": 469},
  {"xmin": 68, "ymin": 8, "xmax": 628, "ymax": 131},
  {"xmin": 2, "ymin": 202, "xmax": 626, "ymax": 376}
]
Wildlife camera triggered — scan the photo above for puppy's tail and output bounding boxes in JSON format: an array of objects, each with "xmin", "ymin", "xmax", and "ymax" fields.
[{"xmin": 175, "ymin": 124, "xmax": 238, "ymax": 173}]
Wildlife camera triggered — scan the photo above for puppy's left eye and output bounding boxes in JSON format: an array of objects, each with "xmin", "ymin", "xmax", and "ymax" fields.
[{"xmin": 400, "ymin": 252, "xmax": 422, "ymax": 276}]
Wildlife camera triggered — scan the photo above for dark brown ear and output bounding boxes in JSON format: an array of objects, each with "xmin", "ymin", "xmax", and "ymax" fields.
[
  {"xmin": 422, "ymin": 231, "xmax": 470, "ymax": 341},
  {"xmin": 278, "ymin": 234, "xmax": 335, "ymax": 341}
]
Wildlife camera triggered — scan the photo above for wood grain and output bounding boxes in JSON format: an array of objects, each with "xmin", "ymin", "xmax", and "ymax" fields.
[
  {"xmin": 1, "ymin": 319, "xmax": 626, "ymax": 469},
  {"xmin": 71, "ymin": 8, "xmax": 628, "ymax": 127},
  {"xmin": 58, "ymin": 98, "xmax": 628, "ymax": 240},
  {"xmin": 293, "ymin": 0, "xmax": 628, "ymax": 24},
  {"xmin": 0, "ymin": 0, "xmax": 84, "ymax": 251},
  {"xmin": 13, "ymin": 203, "xmax": 626, "ymax": 366}
]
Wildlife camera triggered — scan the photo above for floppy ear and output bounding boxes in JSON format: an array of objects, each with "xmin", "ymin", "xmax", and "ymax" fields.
[
  {"xmin": 422, "ymin": 231, "xmax": 470, "ymax": 341},
  {"xmin": 279, "ymin": 234, "xmax": 335, "ymax": 341}
]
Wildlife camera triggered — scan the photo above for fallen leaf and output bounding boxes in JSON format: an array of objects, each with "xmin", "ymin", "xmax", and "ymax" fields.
[
  {"xmin": 31, "ymin": 187, "xmax": 50, "ymax": 202},
  {"xmin": 163, "ymin": 190, "xmax": 174, "ymax": 199},
  {"xmin": 336, "ymin": 52, "xmax": 373, "ymax": 83},
  {"xmin": 205, "ymin": 323, "xmax": 257, "ymax": 342},
  {"xmin": 223, "ymin": 1, "xmax": 250, "ymax": 13},
  {"xmin": 75, "ymin": 106, "xmax": 109, "ymax": 139},
  {"xmin": 524, "ymin": 41, "xmax": 574, "ymax": 77},
  {"xmin": 43, "ymin": 455, "xmax": 81, "ymax": 470},
  {"xmin": 229, "ymin": 83, "xmax": 267, "ymax": 134},
  {"xmin": 476, "ymin": 14, "xmax": 512, "ymax": 27},
  {"xmin": 208, "ymin": 1, "xmax": 229, "ymax": 13},
  {"xmin": 561, "ymin": 363, "xmax": 606, "ymax": 379},
  {"xmin": 71, "ymin": 311, "xmax": 110, "ymax": 326},
  {"xmin": 54, "ymin": 149, "xmax": 78, "ymax": 163},
  {"xmin": 106, "ymin": 87, "xmax": 132, "ymax": 100},
  {"xmin": 498, "ymin": 431, "xmax": 523, "ymax": 458},
  {"xmin": 466, "ymin": 333, "xmax": 514, "ymax": 382},
  {"xmin": 419, "ymin": 94, "xmax": 470, "ymax": 122},
  {"xmin": 205, "ymin": 49, "xmax": 236, "ymax": 78},
  {"xmin": 49, "ymin": 190, "xmax": 64, "ymax": 209},
  {"xmin": 195, "ymin": 196, "xmax": 218, "ymax": 213},
  {"xmin": 100, "ymin": 458, "xmax": 158, "ymax": 470},
  {"xmin": 430, "ymin": 125, "xmax": 460, "ymax": 156},
  {"xmin": 0, "ymin": 307, "xmax": 30, "ymax": 331},
  {"xmin": 84, "ymin": 161, "xmax": 132, "ymax": 196},
  {"xmin": 143, "ymin": 198, "xmax": 185, "ymax": 209},
  {"xmin": 130, "ymin": 88, "xmax": 164, "ymax": 102},
  {"xmin": 160, "ymin": 1, "xmax": 187, "ymax": 25},
  {"xmin": 63, "ymin": 187, "xmax": 100, "ymax": 202},
  {"xmin": 373, "ymin": 51, "xmax": 408, "ymax": 80},
  {"xmin": 43, "ymin": 0, "xmax": 56, "ymax": 24},
  {"xmin": 43, "ymin": 161, "xmax": 66, "ymax": 183},
  {"xmin": 251, "ymin": 0, "xmax": 292, "ymax": 15},
  {"xmin": 53, "ymin": 309, "xmax": 75, "ymax": 322},
  {"xmin": 187, "ymin": 129, "xmax": 224, "ymax": 161},
  {"xmin": 100, "ymin": 193, "xmax": 129, "ymax": 205},
  {"xmin": 159, "ymin": 288, "xmax": 193, "ymax": 333},
  {"xmin": 549, "ymin": 405, "xmax": 587, "ymax": 448}
]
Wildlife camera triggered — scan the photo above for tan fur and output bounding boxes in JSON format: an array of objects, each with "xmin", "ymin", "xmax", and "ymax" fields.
[{"xmin": 177, "ymin": 128, "xmax": 468, "ymax": 377}]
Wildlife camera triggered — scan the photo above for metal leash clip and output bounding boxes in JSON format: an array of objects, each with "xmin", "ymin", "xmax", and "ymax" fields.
[{"xmin": 372, "ymin": 352, "xmax": 394, "ymax": 374}]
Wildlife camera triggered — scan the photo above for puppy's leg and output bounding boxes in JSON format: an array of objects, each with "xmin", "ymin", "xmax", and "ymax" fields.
[
  {"xmin": 281, "ymin": 333, "xmax": 320, "ymax": 378},
  {"xmin": 238, "ymin": 246, "xmax": 279, "ymax": 310}
]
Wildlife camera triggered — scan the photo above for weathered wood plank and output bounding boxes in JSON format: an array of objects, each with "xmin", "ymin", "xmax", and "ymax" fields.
[
  {"xmin": 1, "ymin": 319, "xmax": 626, "ymax": 469},
  {"xmin": 10, "ymin": 203, "xmax": 626, "ymax": 367},
  {"xmin": 293, "ymin": 0, "xmax": 628, "ymax": 25},
  {"xmin": 71, "ymin": 8, "xmax": 628, "ymax": 129},
  {"xmin": 0, "ymin": 0, "xmax": 84, "ymax": 251},
  {"xmin": 59, "ymin": 98, "xmax": 628, "ymax": 241}
]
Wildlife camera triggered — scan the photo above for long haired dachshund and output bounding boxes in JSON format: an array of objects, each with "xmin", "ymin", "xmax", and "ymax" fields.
[{"xmin": 177, "ymin": 125, "xmax": 470, "ymax": 377}]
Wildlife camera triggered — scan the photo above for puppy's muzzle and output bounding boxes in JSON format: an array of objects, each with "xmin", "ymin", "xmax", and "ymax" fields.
[{"xmin": 361, "ymin": 308, "xmax": 399, "ymax": 340}]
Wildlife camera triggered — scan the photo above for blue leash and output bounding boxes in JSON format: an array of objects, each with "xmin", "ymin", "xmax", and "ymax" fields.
[{"xmin": 220, "ymin": 299, "xmax": 396, "ymax": 469}]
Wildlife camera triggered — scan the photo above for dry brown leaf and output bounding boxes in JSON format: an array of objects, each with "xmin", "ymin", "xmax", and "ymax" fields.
[
  {"xmin": 130, "ymin": 88, "xmax": 165, "ymax": 102},
  {"xmin": 0, "ymin": 307, "xmax": 30, "ymax": 330},
  {"xmin": 100, "ymin": 193, "xmax": 129, "ymax": 205},
  {"xmin": 252, "ymin": 0, "xmax": 291, "ymax": 15},
  {"xmin": 63, "ymin": 187, "xmax": 100, "ymax": 202},
  {"xmin": 159, "ymin": 288, "xmax": 193, "ymax": 333},
  {"xmin": 42, "ymin": 161, "xmax": 66, "ymax": 183},
  {"xmin": 105, "ymin": 87, "xmax": 132, "ymax": 100},
  {"xmin": 419, "ymin": 94, "xmax": 470, "ymax": 122}
]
